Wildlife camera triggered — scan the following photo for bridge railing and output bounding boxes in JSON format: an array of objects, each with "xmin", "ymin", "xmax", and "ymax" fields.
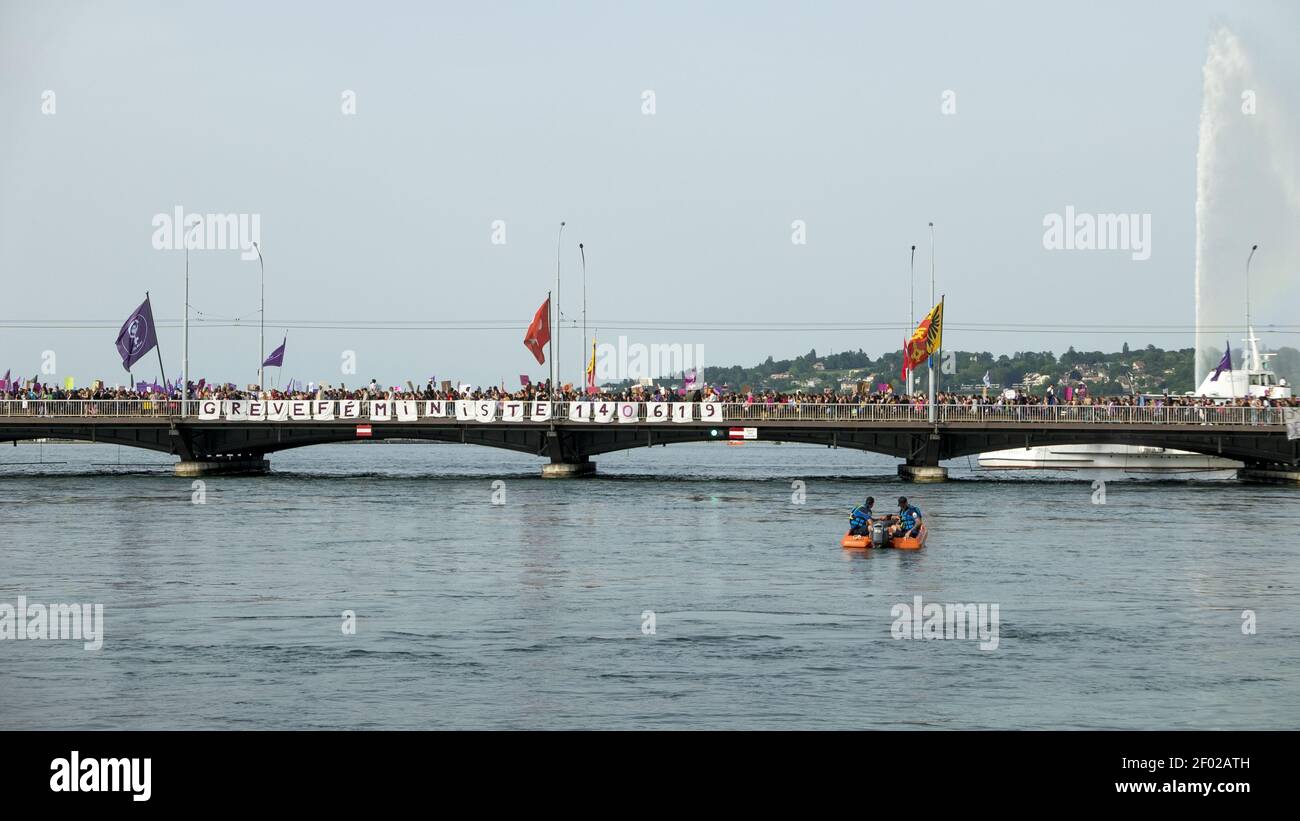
[
  {"xmin": 0, "ymin": 399, "xmax": 181, "ymax": 418},
  {"xmin": 0, "ymin": 399, "xmax": 1289, "ymax": 426}
]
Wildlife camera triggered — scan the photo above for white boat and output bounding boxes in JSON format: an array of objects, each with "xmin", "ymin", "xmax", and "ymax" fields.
[
  {"xmin": 978, "ymin": 328, "xmax": 1288, "ymax": 476},
  {"xmin": 978, "ymin": 443, "xmax": 1242, "ymax": 475},
  {"xmin": 1188, "ymin": 328, "xmax": 1291, "ymax": 401}
]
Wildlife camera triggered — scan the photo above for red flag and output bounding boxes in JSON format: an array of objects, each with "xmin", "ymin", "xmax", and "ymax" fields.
[{"xmin": 523, "ymin": 296, "xmax": 550, "ymax": 365}]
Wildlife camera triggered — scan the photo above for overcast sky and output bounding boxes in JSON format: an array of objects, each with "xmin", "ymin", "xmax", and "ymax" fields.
[{"xmin": 2, "ymin": 0, "xmax": 1297, "ymax": 389}]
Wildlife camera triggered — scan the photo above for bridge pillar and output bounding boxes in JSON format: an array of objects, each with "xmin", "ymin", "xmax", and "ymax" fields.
[
  {"xmin": 175, "ymin": 456, "xmax": 270, "ymax": 477},
  {"xmin": 898, "ymin": 464, "xmax": 948, "ymax": 483},
  {"xmin": 1238, "ymin": 465, "xmax": 1300, "ymax": 485},
  {"xmin": 541, "ymin": 456, "xmax": 595, "ymax": 478}
]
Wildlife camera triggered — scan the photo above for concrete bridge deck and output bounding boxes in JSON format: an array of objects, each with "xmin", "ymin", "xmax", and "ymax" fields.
[{"xmin": 2, "ymin": 400, "xmax": 1296, "ymax": 482}]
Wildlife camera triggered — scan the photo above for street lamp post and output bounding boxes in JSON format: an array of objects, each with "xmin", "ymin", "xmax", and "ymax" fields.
[
  {"xmin": 580, "ymin": 242, "xmax": 587, "ymax": 386},
  {"xmin": 182, "ymin": 218, "xmax": 202, "ymax": 416},
  {"xmin": 253, "ymin": 242, "xmax": 264, "ymax": 391},
  {"xmin": 909, "ymin": 244, "xmax": 916, "ymax": 396},
  {"xmin": 928, "ymin": 222, "xmax": 936, "ymax": 423},
  {"xmin": 553, "ymin": 221, "xmax": 565, "ymax": 393},
  {"xmin": 1245, "ymin": 243, "xmax": 1258, "ymax": 370}
]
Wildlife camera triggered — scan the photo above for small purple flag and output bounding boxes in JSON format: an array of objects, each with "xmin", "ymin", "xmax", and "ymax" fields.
[
  {"xmin": 135, "ymin": 381, "xmax": 148, "ymax": 393},
  {"xmin": 1211, "ymin": 341, "xmax": 1232, "ymax": 381},
  {"xmin": 519, "ymin": 374, "xmax": 530, "ymax": 386},
  {"xmin": 116, "ymin": 296, "xmax": 159, "ymax": 372},
  {"xmin": 0, "ymin": 369, "xmax": 9, "ymax": 391},
  {"xmin": 263, "ymin": 336, "xmax": 286, "ymax": 368}
]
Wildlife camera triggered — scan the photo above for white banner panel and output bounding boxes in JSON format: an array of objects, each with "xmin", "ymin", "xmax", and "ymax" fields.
[
  {"xmin": 698, "ymin": 402, "xmax": 721, "ymax": 423},
  {"xmin": 424, "ymin": 400, "xmax": 447, "ymax": 419},
  {"xmin": 455, "ymin": 400, "xmax": 475, "ymax": 421},
  {"xmin": 530, "ymin": 401, "xmax": 552, "ymax": 422},
  {"xmin": 645, "ymin": 402, "xmax": 669, "ymax": 423},
  {"xmin": 369, "ymin": 400, "xmax": 392, "ymax": 420},
  {"xmin": 312, "ymin": 401, "xmax": 335, "ymax": 420},
  {"xmin": 501, "ymin": 401, "xmax": 526, "ymax": 422},
  {"xmin": 671, "ymin": 402, "xmax": 694, "ymax": 423},
  {"xmin": 267, "ymin": 400, "xmax": 290, "ymax": 421},
  {"xmin": 395, "ymin": 400, "xmax": 417, "ymax": 422},
  {"xmin": 339, "ymin": 400, "xmax": 361, "ymax": 419},
  {"xmin": 592, "ymin": 401, "xmax": 616, "ymax": 423},
  {"xmin": 289, "ymin": 400, "xmax": 311, "ymax": 420},
  {"xmin": 474, "ymin": 401, "xmax": 497, "ymax": 423},
  {"xmin": 248, "ymin": 401, "xmax": 265, "ymax": 421},
  {"xmin": 225, "ymin": 400, "xmax": 250, "ymax": 421},
  {"xmin": 198, "ymin": 400, "xmax": 221, "ymax": 420},
  {"xmin": 568, "ymin": 402, "xmax": 592, "ymax": 422},
  {"xmin": 617, "ymin": 402, "xmax": 638, "ymax": 424}
]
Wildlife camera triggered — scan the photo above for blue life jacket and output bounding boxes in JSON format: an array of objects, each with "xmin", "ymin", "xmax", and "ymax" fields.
[
  {"xmin": 899, "ymin": 504, "xmax": 921, "ymax": 530},
  {"xmin": 849, "ymin": 505, "xmax": 872, "ymax": 528}
]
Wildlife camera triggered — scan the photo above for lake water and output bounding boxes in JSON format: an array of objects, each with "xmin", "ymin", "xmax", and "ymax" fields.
[{"xmin": 2, "ymin": 441, "xmax": 1297, "ymax": 729}]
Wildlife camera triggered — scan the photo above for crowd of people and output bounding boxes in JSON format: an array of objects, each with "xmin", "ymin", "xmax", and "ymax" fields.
[{"xmin": 2, "ymin": 376, "xmax": 1296, "ymax": 408}]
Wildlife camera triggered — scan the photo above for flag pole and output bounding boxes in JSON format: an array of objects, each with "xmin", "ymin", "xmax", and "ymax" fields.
[{"xmin": 146, "ymin": 291, "xmax": 170, "ymax": 392}]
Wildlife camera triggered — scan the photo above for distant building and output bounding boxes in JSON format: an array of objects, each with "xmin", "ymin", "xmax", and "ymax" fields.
[
  {"xmin": 812, "ymin": 361, "xmax": 826, "ymax": 371},
  {"xmin": 770, "ymin": 372, "xmax": 791, "ymax": 380}
]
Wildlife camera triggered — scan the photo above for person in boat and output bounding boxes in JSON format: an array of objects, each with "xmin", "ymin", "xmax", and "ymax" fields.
[
  {"xmin": 848, "ymin": 496, "xmax": 875, "ymax": 536},
  {"xmin": 886, "ymin": 496, "xmax": 923, "ymax": 539}
]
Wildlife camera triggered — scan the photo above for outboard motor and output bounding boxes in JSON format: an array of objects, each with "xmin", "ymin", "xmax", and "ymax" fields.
[{"xmin": 871, "ymin": 520, "xmax": 890, "ymax": 549}]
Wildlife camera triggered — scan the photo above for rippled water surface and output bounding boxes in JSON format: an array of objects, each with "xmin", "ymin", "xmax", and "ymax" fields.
[{"xmin": 2, "ymin": 441, "xmax": 1297, "ymax": 729}]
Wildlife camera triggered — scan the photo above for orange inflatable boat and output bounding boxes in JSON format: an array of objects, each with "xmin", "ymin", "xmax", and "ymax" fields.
[{"xmin": 840, "ymin": 523, "xmax": 926, "ymax": 551}]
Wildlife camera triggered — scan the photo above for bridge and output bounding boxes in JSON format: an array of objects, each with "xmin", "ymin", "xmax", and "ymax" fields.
[{"xmin": 3, "ymin": 398, "xmax": 1297, "ymax": 483}]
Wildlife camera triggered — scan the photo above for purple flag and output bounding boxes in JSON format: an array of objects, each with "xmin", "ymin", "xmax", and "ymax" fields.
[
  {"xmin": 519, "ymin": 374, "xmax": 530, "ymax": 386},
  {"xmin": 1211, "ymin": 341, "xmax": 1232, "ymax": 381},
  {"xmin": 135, "ymin": 381, "xmax": 149, "ymax": 393},
  {"xmin": 263, "ymin": 336, "xmax": 286, "ymax": 368},
  {"xmin": 684, "ymin": 369, "xmax": 698, "ymax": 389},
  {"xmin": 0, "ymin": 369, "xmax": 9, "ymax": 391},
  {"xmin": 115, "ymin": 296, "xmax": 159, "ymax": 372}
]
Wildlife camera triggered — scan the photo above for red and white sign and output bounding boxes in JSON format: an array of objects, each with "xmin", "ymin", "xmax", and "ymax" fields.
[
  {"xmin": 355, "ymin": 424, "xmax": 373, "ymax": 438},
  {"xmin": 728, "ymin": 427, "xmax": 757, "ymax": 440}
]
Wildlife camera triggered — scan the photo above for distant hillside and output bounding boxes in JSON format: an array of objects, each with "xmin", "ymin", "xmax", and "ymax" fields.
[{"xmin": 684, "ymin": 343, "xmax": 1300, "ymax": 395}]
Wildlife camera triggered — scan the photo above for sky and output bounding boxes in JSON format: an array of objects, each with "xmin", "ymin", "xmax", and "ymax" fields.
[{"xmin": 1, "ymin": 0, "xmax": 1298, "ymax": 389}]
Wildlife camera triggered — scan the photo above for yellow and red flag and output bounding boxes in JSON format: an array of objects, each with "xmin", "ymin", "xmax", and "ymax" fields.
[
  {"xmin": 902, "ymin": 297, "xmax": 944, "ymax": 376},
  {"xmin": 585, "ymin": 335, "xmax": 597, "ymax": 394}
]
